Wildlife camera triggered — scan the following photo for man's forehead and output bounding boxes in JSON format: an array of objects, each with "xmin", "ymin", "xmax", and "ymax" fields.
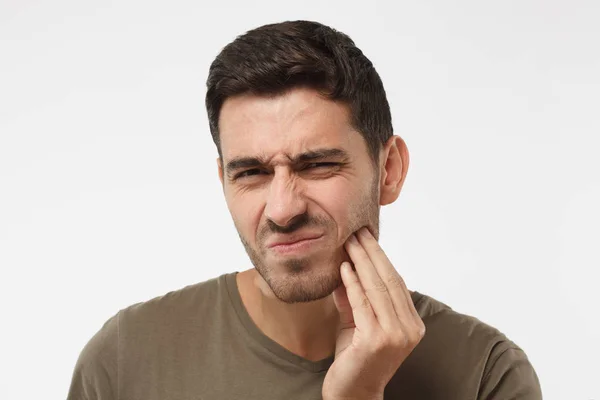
[
  {"xmin": 219, "ymin": 90, "xmax": 357, "ymax": 163},
  {"xmin": 219, "ymin": 87, "xmax": 346, "ymax": 124}
]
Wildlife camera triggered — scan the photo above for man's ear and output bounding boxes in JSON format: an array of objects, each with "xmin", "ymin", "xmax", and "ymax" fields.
[{"xmin": 379, "ymin": 135, "xmax": 409, "ymax": 206}]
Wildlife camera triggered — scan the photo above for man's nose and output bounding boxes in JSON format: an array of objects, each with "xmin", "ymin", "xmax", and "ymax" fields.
[{"xmin": 264, "ymin": 171, "xmax": 307, "ymax": 228}]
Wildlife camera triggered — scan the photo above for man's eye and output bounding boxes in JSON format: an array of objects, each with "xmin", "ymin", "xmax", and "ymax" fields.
[
  {"xmin": 235, "ymin": 169, "xmax": 266, "ymax": 179},
  {"xmin": 303, "ymin": 162, "xmax": 338, "ymax": 170}
]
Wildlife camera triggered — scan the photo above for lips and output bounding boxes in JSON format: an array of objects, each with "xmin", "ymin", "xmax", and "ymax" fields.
[{"xmin": 266, "ymin": 234, "xmax": 324, "ymax": 248}]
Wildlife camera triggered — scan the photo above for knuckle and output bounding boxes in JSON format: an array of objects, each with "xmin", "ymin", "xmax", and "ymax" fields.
[
  {"xmin": 406, "ymin": 332, "xmax": 421, "ymax": 346},
  {"xmin": 353, "ymin": 295, "xmax": 371, "ymax": 310},
  {"xmin": 386, "ymin": 274, "xmax": 404, "ymax": 288},
  {"xmin": 406, "ymin": 324, "xmax": 426, "ymax": 345},
  {"xmin": 418, "ymin": 322, "xmax": 427, "ymax": 338},
  {"xmin": 372, "ymin": 279, "xmax": 388, "ymax": 293},
  {"xmin": 373, "ymin": 335, "xmax": 391, "ymax": 352},
  {"xmin": 386, "ymin": 332, "xmax": 407, "ymax": 349},
  {"xmin": 373, "ymin": 246, "xmax": 386, "ymax": 257},
  {"xmin": 394, "ymin": 335, "xmax": 410, "ymax": 349}
]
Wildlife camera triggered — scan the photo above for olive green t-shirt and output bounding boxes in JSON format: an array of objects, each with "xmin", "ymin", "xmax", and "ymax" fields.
[{"xmin": 67, "ymin": 272, "xmax": 541, "ymax": 399}]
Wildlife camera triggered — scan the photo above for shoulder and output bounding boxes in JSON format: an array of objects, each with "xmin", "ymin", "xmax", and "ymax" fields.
[
  {"xmin": 412, "ymin": 291, "xmax": 508, "ymax": 350},
  {"xmin": 402, "ymin": 291, "xmax": 541, "ymax": 398},
  {"xmin": 111, "ymin": 274, "xmax": 233, "ymax": 346},
  {"xmin": 478, "ymin": 341, "xmax": 542, "ymax": 399},
  {"xmin": 412, "ymin": 291, "xmax": 525, "ymax": 366},
  {"xmin": 119, "ymin": 274, "xmax": 225, "ymax": 324},
  {"xmin": 67, "ymin": 274, "xmax": 229, "ymax": 399},
  {"xmin": 67, "ymin": 313, "xmax": 119, "ymax": 399}
]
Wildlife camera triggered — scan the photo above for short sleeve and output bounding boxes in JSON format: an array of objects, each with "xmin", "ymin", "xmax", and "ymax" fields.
[
  {"xmin": 67, "ymin": 312, "xmax": 119, "ymax": 400},
  {"xmin": 478, "ymin": 341, "xmax": 542, "ymax": 400}
]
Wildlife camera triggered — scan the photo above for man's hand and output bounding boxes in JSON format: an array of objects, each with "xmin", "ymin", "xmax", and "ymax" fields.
[{"xmin": 322, "ymin": 227, "xmax": 426, "ymax": 400}]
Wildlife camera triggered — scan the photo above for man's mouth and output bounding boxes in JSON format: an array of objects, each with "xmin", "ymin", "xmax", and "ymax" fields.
[{"xmin": 267, "ymin": 234, "xmax": 324, "ymax": 254}]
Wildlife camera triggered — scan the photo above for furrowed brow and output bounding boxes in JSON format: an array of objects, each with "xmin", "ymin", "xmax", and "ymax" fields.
[
  {"xmin": 224, "ymin": 148, "xmax": 349, "ymax": 177},
  {"xmin": 293, "ymin": 148, "xmax": 350, "ymax": 163},
  {"xmin": 225, "ymin": 157, "xmax": 266, "ymax": 176}
]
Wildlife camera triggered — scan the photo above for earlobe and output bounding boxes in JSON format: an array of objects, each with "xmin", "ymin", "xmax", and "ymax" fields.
[{"xmin": 380, "ymin": 136, "xmax": 409, "ymax": 206}]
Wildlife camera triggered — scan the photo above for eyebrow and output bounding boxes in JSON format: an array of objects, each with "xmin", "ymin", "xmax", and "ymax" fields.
[{"xmin": 225, "ymin": 148, "xmax": 350, "ymax": 176}]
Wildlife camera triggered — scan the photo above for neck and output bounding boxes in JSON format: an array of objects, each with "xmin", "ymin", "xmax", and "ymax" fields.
[{"xmin": 236, "ymin": 269, "xmax": 339, "ymax": 362}]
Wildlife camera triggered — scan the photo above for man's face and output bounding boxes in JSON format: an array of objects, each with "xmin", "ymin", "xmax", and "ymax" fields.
[{"xmin": 218, "ymin": 87, "xmax": 381, "ymax": 304}]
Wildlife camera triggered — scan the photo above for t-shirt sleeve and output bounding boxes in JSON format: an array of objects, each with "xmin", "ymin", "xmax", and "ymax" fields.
[
  {"xmin": 478, "ymin": 341, "xmax": 542, "ymax": 400},
  {"xmin": 67, "ymin": 312, "xmax": 119, "ymax": 400}
]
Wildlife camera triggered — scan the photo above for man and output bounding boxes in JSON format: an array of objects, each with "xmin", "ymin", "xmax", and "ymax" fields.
[{"xmin": 68, "ymin": 20, "xmax": 542, "ymax": 399}]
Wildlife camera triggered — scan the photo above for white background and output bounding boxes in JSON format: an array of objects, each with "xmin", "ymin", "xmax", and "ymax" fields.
[{"xmin": 1, "ymin": 1, "xmax": 598, "ymax": 399}]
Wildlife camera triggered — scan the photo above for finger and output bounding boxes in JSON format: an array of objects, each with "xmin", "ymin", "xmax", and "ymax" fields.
[
  {"xmin": 332, "ymin": 283, "xmax": 355, "ymax": 328},
  {"xmin": 339, "ymin": 261, "xmax": 379, "ymax": 332},
  {"xmin": 344, "ymin": 234, "xmax": 399, "ymax": 331},
  {"xmin": 355, "ymin": 227, "xmax": 422, "ymax": 324}
]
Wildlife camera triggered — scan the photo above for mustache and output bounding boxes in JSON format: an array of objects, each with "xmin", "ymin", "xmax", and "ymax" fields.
[
  {"xmin": 259, "ymin": 213, "xmax": 331, "ymax": 239},
  {"xmin": 265, "ymin": 213, "xmax": 311, "ymax": 234}
]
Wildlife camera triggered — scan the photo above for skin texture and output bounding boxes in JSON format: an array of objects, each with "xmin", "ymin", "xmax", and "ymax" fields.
[{"xmin": 217, "ymin": 87, "xmax": 422, "ymax": 399}]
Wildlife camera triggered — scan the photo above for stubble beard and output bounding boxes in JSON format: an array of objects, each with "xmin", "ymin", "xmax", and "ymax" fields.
[{"xmin": 237, "ymin": 175, "xmax": 380, "ymax": 304}]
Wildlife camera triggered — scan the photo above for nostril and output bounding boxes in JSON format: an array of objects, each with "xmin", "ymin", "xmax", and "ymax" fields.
[{"xmin": 267, "ymin": 213, "xmax": 310, "ymax": 234}]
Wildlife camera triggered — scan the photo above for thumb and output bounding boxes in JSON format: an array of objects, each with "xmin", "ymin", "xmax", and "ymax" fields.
[{"xmin": 333, "ymin": 262, "xmax": 355, "ymax": 327}]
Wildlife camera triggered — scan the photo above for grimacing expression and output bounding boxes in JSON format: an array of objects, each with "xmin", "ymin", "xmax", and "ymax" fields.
[{"xmin": 218, "ymin": 87, "xmax": 382, "ymax": 304}]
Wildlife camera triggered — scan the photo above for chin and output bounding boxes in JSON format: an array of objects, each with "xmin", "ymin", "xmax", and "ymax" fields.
[{"xmin": 260, "ymin": 256, "xmax": 343, "ymax": 304}]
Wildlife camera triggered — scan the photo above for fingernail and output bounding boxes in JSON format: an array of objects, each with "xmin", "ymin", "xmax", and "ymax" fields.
[
  {"xmin": 347, "ymin": 234, "xmax": 357, "ymax": 244},
  {"xmin": 359, "ymin": 227, "xmax": 370, "ymax": 237}
]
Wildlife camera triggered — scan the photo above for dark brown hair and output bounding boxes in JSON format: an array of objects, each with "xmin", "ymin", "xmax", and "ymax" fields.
[{"xmin": 205, "ymin": 20, "xmax": 393, "ymax": 164}]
